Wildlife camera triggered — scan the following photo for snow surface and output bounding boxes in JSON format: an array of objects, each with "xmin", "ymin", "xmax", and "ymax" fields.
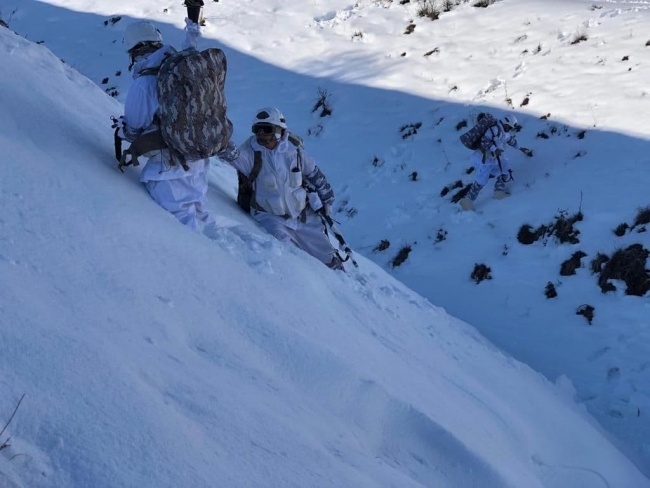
[{"xmin": 0, "ymin": 0, "xmax": 649, "ymax": 486}]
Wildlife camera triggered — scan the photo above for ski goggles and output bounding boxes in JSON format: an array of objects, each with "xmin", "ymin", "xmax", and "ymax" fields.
[{"xmin": 252, "ymin": 123, "xmax": 279, "ymax": 134}]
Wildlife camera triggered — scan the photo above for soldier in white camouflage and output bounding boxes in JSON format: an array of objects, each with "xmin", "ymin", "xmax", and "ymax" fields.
[
  {"xmin": 459, "ymin": 114, "xmax": 521, "ymax": 211},
  {"xmin": 119, "ymin": 19, "xmax": 220, "ymax": 236},
  {"xmin": 217, "ymin": 108, "xmax": 345, "ymax": 270}
]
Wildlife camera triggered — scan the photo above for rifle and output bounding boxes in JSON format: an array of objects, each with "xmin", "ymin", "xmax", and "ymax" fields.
[{"xmin": 110, "ymin": 116, "xmax": 122, "ymax": 163}]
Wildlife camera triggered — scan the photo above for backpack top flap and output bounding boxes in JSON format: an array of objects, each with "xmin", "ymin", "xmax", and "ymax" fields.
[
  {"xmin": 459, "ymin": 113, "xmax": 497, "ymax": 151},
  {"xmin": 156, "ymin": 48, "xmax": 234, "ymax": 160}
]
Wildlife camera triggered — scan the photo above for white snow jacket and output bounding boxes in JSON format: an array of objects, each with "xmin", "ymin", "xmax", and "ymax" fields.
[{"xmin": 221, "ymin": 134, "xmax": 334, "ymax": 219}]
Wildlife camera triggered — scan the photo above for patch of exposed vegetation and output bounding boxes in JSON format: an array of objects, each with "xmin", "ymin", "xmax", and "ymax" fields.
[
  {"xmin": 545, "ymin": 282, "xmax": 558, "ymax": 299},
  {"xmin": 392, "ymin": 244, "xmax": 413, "ymax": 268},
  {"xmin": 560, "ymin": 251, "xmax": 587, "ymax": 276},
  {"xmin": 593, "ymin": 244, "xmax": 650, "ymax": 296},
  {"xmin": 373, "ymin": 239, "xmax": 390, "ymax": 253},
  {"xmin": 449, "ymin": 183, "xmax": 473, "ymax": 203},
  {"xmin": 576, "ymin": 304, "xmax": 595, "ymax": 324},
  {"xmin": 399, "ymin": 122, "xmax": 422, "ymax": 139},
  {"xmin": 471, "ymin": 263, "xmax": 492, "ymax": 283},
  {"xmin": 440, "ymin": 179, "xmax": 463, "ymax": 197},
  {"xmin": 517, "ymin": 210, "xmax": 584, "ymax": 246}
]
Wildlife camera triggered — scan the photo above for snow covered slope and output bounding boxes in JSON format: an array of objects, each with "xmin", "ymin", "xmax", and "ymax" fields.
[{"xmin": 1, "ymin": 21, "xmax": 649, "ymax": 488}]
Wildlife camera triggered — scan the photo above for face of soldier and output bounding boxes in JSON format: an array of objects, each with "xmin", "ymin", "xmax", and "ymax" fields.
[{"xmin": 253, "ymin": 124, "xmax": 281, "ymax": 148}]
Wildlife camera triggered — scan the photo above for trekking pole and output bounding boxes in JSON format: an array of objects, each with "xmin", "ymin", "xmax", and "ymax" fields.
[{"xmin": 319, "ymin": 211, "xmax": 359, "ymax": 268}]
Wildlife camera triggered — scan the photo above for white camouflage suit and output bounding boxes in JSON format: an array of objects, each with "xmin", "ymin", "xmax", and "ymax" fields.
[
  {"xmin": 122, "ymin": 23, "xmax": 216, "ymax": 233},
  {"xmin": 218, "ymin": 135, "xmax": 341, "ymax": 268},
  {"xmin": 471, "ymin": 120, "xmax": 519, "ymax": 190}
]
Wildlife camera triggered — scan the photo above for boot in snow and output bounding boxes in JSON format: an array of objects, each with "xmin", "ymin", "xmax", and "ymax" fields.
[
  {"xmin": 493, "ymin": 175, "xmax": 510, "ymax": 200},
  {"xmin": 459, "ymin": 197, "xmax": 476, "ymax": 211},
  {"xmin": 327, "ymin": 255, "xmax": 345, "ymax": 271}
]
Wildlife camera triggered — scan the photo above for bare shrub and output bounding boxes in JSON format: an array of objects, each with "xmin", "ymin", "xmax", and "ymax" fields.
[
  {"xmin": 576, "ymin": 304, "xmax": 595, "ymax": 324},
  {"xmin": 418, "ymin": 1, "xmax": 441, "ymax": 20},
  {"xmin": 450, "ymin": 183, "xmax": 474, "ymax": 203},
  {"xmin": 545, "ymin": 282, "xmax": 558, "ymax": 298},
  {"xmin": 594, "ymin": 244, "xmax": 650, "ymax": 296},
  {"xmin": 560, "ymin": 251, "xmax": 587, "ymax": 276},
  {"xmin": 474, "ymin": 0, "xmax": 497, "ymax": 7},
  {"xmin": 392, "ymin": 245, "xmax": 412, "ymax": 267},
  {"xmin": 311, "ymin": 87, "xmax": 332, "ymax": 117},
  {"xmin": 373, "ymin": 239, "xmax": 390, "ymax": 253},
  {"xmin": 440, "ymin": 179, "xmax": 463, "ymax": 197},
  {"xmin": 471, "ymin": 263, "xmax": 492, "ymax": 283},
  {"xmin": 0, "ymin": 394, "xmax": 26, "ymax": 452},
  {"xmin": 632, "ymin": 205, "xmax": 650, "ymax": 229},
  {"xmin": 103, "ymin": 16, "xmax": 122, "ymax": 26},
  {"xmin": 590, "ymin": 253, "xmax": 610, "ymax": 274},
  {"xmin": 399, "ymin": 122, "xmax": 422, "ymax": 139},
  {"xmin": 442, "ymin": 0, "xmax": 455, "ymax": 12},
  {"xmin": 517, "ymin": 210, "xmax": 584, "ymax": 246},
  {"xmin": 571, "ymin": 33, "xmax": 588, "ymax": 45}
]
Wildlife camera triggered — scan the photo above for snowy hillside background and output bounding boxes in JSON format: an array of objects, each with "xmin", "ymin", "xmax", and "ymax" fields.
[{"xmin": 1, "ymin": 0, "xmax": 650, "ymax": 486}]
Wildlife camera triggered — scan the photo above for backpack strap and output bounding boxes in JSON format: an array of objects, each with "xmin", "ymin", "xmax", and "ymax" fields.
[
  {"xmin": 287, "ymin": 132, "xmax": 304, "ymax": 148},
  {"xmin": 480, "ymin": 122, "xmax": 500, "ymax": 163},
  {"xmin": 119, "ymin": 130, "xmax": 167, "ymax": 172},
  {"xmin": 250, "ymin": 150, "xmax": 263, "ymax": 184},
  {"xmin": 137, "ymin": 66, "xmax": 160, "ymax": 78},
  {"xmin": 245, "ymin": 150, "xmax": 264, "ymax": 210}
]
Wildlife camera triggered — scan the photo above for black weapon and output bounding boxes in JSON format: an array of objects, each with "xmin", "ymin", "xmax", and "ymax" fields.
[{"xmin": 110, "ymin": 116, "xmax": 122, "ymax": 163}]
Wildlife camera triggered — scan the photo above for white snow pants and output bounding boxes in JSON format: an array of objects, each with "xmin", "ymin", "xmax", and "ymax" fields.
[
  {"xmin": 253, "ymin": 209, "xmax": 337, "ymax": 265},
  {"xmin": 471, "ymin": 152, "xmax": 510, "ymax": 187},
  {"xmin": 144, "ymin": 169, "xmax": 214, "ymax": 232}
]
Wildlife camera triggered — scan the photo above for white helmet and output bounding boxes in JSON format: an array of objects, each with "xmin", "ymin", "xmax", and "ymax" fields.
[
  {"xmin": 123, "ymin": 21, "xmax": 163, "ymax": 53},
  {"xmin": 251, "ymin": 107, "xmax": 287, "ymax": 131},
  {"xmin": 501, "ymin": 114, "xmax": 518, "ymax": 129}
]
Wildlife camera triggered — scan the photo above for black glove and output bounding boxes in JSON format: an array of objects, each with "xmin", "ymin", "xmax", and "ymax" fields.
[{"xmin": 520, "ymin": 147, "xmax": 533, "ymax": 157}]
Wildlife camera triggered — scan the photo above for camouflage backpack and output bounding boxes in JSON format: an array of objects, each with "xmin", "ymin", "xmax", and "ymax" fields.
[
  {"xmin": 156, "ymin": 48, "xmax": 232, "ymax": 160},
  {"xmin": 117, "ymin": 47, "xmax": 233, "ymax": 172},
  {"xmin": 156, "ymin": 47, "xmax": 233, "ymax": 163},
  {"xmin": 459, "ymin": 112, "xmax": 497, "ymax": 151}
]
